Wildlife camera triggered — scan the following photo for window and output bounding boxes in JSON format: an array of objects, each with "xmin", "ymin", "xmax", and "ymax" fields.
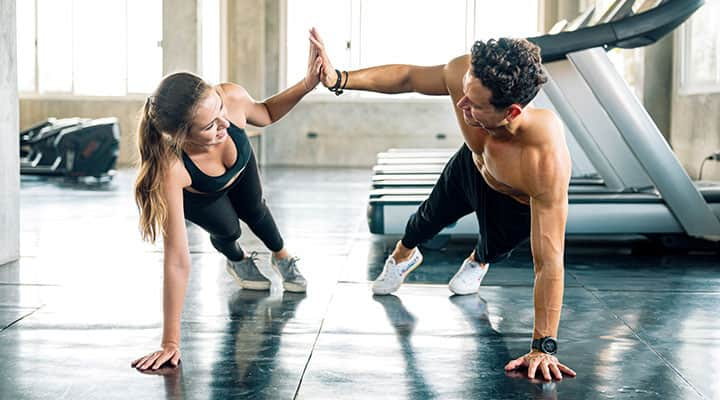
[
  {"xmin": 285, "ymin": 0, "xmax": 540, "ymax": 96},
  {"xmin": 678, "ymin": 0, "xmax": 720, "ymax": 95},
  {"xmin": 16, "ymin": 0, "xmax": 36, "ymax": 92},
  {"xmin": 200, "ymin": 0, "xmax": 222, "ymax": 85},
  {"xmin": 16, "ymin": 0, "xmax": 162, "ymax": 96}
]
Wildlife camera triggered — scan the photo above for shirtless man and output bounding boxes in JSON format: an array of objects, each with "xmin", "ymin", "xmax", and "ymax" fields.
[{"xmin": 309, "ymin": 28, "xmax": 576, "ymax": 381}]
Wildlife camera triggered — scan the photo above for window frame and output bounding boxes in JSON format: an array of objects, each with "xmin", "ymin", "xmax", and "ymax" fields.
[
  {"xmin": 676, "ymin": 7, "xmax": 720, "ymax": 96},
  {"xmin": 17, "ymin": 0, "xmax": 163, "ymax": 97}
]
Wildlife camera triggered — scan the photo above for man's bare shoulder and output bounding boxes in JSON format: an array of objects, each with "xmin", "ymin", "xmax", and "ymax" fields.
[
  {"xmin": 523, "ymin": 108, "xmax": 565, "ymax": 146},
  {"xmin": 444, "ymin": 55, "xmax": 470, "ymax": 92},
  {"xmin": 521, "ymin": 108, "xmax": 571, "ymax": 197}
]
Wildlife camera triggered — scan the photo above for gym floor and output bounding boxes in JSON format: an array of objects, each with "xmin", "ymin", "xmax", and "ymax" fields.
[{"xmin": 1, "ymin": 168, "xmax": 719, "ymax": 400}]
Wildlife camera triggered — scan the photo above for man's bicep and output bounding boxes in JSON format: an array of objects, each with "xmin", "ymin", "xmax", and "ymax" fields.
[{"xmin": 407, "ymin": 64, "xmax": 449, "ymax": 95}]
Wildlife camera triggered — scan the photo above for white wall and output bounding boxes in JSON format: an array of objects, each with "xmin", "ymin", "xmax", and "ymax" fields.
[{"xmin": 1, "ymin": 0, "xmax": 20, "ymax": 265}]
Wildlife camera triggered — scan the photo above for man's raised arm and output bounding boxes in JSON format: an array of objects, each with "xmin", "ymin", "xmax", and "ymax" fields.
[{"xmin": 309, "ymin": 27, "xmax": 449, "ymax": 96}]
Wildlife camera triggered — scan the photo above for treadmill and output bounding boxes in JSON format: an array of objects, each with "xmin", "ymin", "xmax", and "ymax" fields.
[{"xmin": 367, "ymin": 0, "xmax": 720, "ymax": 244}]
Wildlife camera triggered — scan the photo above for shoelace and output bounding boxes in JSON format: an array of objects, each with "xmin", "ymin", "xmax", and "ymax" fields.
[
  {"xmin": 247, "ymin": 251, "xmax": 261, "ymax": 264},
  {"xmin": 379, "ymin": 256, "xmax": 405, "ymax": 280},
  {"xmin": 285, "ymin": 256, "xmax": 301, "ymax": 273}
]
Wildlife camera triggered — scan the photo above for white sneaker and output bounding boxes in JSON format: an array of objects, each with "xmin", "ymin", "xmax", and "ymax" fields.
[
  {"xmin": 448, "ymin": 258, "xmax": 488, "ymax": 295},
  {"xmin": 372, "ymin": 248, "xmax": 423, "ymax": 295}
]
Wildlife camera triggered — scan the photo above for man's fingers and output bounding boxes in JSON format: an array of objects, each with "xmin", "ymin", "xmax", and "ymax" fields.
[
  {"xmin": 309, "ymin": 36, "xmax": 323, "ymax": 51},
  {"xmin": 550, "ymin": 363, "xmax": 563, "ymax": 380},
  {"xmin": 558, "ymin": 362, "xmax": 577, "ymax": 377},
  {"xmin": 504, "ymin": 357, "xmax": 524, "ymax": 371},
  {"xmin": 310, "ymin": 26, "xmax": 325, "ymax": 46},
  {"xmin": 527, "ymin": 358, "xmax": 540, "ymax": 379},
  {"xmin": 540, "ymin": 362, "xmax": 552, "ymax": 381}
]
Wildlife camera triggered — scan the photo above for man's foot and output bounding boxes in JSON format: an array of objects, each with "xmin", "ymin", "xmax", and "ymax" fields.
[
  {"xmin": 372, "ymin": 247, "xmax": 423, "ymax": 295},
  {"xmin": 272, "ymin": 255, "xmax": 307, "ymax": 293},
  {"xmin": 448, "ymin": 258, "xmax": 488, "ymax": 295},
  {"xmin": 226, "ymin": 251, "xmax": 271, "ymax": 291}
]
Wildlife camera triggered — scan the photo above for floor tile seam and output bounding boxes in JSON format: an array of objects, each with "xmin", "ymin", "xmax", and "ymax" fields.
[
  {"xmin": 587, "ymin": 289, "xmax": 720, "ymax": 294},
  {"xmin": 335, "ymin": 280, "xmax": 573, "ymax": 288},
  {"xmin": 0, "ymin": 305, "xmax": 38, "ymax": 311},
  {"xmin": 0, "ymin": 306, "xmax": 43, "ymax": 334},
  {"xmin": 292, "ymin": 282, "xmax": 343, "ymax": 399},
  {"xmin": 572, "ymin": 270, "xmax": 708, "ymax": 399}
]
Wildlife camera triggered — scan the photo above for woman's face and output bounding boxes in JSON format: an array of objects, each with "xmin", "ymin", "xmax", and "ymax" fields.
[{"xmin": 187, "ymin": 89, "xmax": 230, "ymax": 146}]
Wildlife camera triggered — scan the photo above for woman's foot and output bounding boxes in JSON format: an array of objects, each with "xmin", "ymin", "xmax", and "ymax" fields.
[
  {"xmin": 271, "ymin": 255, "xmax": 307, "ymax": 293},
  {"xmin": 226, "ymin": 251, "xmax": 271, "ymax": 291}
]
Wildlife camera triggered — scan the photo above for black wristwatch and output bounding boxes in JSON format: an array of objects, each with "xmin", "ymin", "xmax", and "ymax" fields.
[{"xmin": 531, "ymin": 337, "xmax": 558, "ymax": 355}]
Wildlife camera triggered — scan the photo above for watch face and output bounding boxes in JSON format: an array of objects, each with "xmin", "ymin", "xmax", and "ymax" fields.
[{"xmin": 542, "ymin": 338, "xmax": 558, "ymax": 354}]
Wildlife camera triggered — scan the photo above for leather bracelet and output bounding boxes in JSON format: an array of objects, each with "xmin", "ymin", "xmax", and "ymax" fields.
[{"xmin": 329, "ymin": 69, "xmax": 343, "ymax": 95}]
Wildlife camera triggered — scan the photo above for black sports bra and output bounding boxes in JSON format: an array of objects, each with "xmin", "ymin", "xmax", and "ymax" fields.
[{"xmin": 181, "ymin": 122, "xmax": 252, "ymax": 193}]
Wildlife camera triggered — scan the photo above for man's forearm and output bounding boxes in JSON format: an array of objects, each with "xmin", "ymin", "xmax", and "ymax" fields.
[
  {"xmin": 344, "ymin": 65, "xmax": 415, "ymax": 94},
  {"xmin": 532, "ymin": 263, "xmax": 564, "ymax": 339}
]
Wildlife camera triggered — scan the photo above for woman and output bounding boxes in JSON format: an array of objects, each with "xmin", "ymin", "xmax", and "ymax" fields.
[{"xmin": 131, "ymin": 45, "xmax": 323, "ymax": 371}]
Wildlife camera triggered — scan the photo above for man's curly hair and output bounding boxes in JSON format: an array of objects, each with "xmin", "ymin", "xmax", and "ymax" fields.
[{"xmin": 470, "ymin": 38, "xmax": 547, "ymax": 109}]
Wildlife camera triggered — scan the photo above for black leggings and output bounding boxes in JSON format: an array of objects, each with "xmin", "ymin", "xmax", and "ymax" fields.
[
  {"xmin": 401, "ymin": 144, "xmax": 531, "ymax": 264},
  {"xmin": 183, "ymin": 153, "xmax": 284, "ymax": 261}
]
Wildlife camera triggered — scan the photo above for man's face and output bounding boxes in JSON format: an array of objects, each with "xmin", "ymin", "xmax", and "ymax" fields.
[{"xmin": 456, "ymin": 70, "xmax": 507, "ymax": 131}]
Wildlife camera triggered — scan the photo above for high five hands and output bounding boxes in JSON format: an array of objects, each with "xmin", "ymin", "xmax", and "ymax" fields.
[{"xmin": 308, "ymin": 27, "xmax": 339, "ymax": 89}]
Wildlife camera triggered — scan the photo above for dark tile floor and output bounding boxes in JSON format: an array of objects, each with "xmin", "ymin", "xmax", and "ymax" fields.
[{"xmin": 1, "ymin": 168, "xmax": 719, "ymax": 399}]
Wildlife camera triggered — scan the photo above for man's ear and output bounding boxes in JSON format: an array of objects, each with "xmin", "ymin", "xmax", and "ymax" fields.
[{"xmin": 505, "ymin": 104, "xmax": 523, "ymax": 122}]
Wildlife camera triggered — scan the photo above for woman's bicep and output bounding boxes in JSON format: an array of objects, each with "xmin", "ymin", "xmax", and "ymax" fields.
[{"xmin": 219, "ymin": 83, "xmax": 271, "ymax": 127}]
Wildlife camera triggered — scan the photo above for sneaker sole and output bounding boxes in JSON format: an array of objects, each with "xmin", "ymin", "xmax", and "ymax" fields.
[
  {"xmin": 283, "ymin": 281, "xmax": 307, "ymax": 293},
  {"xmin": 372, "ymin": 253, "xmax": 424, "ymax": 295},
  {"xmin": 226, "ymin": 264, "xmax": 271, "ymax": 291}
]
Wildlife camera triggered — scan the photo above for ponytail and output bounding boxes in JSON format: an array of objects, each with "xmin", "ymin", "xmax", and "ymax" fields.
[
  {"xmin": 134, "ymin": 98, "xmax": 170, "ymax": 243},
  {"xmin": 133, "ymin": 72, "xmax": 212, "ymax": 242}
]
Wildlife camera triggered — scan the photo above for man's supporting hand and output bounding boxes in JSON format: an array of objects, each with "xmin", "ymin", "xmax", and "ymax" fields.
[{"xmin": 504, "ymin": 351, "xmax": 576, "ymax": 381}]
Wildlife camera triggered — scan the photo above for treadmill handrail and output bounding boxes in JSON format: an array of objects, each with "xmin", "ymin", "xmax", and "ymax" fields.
[{"xmin": 528, "ymin": 0, "xmax": 704, "ymax": 62}]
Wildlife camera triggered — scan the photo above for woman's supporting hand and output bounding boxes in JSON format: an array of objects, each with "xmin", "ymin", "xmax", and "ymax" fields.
[{"xmin": 131, "ymin": 342, "xmax": 181, "ymax": 371}]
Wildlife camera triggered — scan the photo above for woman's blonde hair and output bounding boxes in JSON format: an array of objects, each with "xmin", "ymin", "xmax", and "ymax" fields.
[{"xmin": 134, "ymin": 72, "xmax": 212, "ymax": 242}]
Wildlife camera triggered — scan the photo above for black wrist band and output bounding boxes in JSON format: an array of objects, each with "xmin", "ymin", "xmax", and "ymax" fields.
[
  {"xmin": 329, "ymin": 69, "xmax": 347, "ymax": 96},
  {"xmin": 341, "ymin": 70, "xmax": 349, "ymax": 91},
  {"xmin": 329, "ymin": 69, "xmax": 342, "ymax": 94}
]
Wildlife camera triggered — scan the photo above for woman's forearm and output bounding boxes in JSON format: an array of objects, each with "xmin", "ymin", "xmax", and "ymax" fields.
[
  {"xmin": 161, "ymin": 261, "xmax": 190, "ymax": 346},
  {"xmin": 263, "ymin": 79, "xmax": 313, "ymax": 123}
]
